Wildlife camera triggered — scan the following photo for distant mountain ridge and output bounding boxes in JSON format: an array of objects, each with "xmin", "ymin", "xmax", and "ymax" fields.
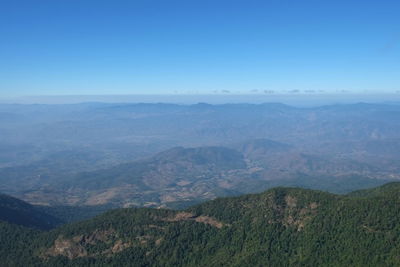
[
  {"xmin": 1, "ymin": 102, "xmax": 400, "ymax": 208},
  {"xmin": 5, "ymin": 141, "xmax": 392, "ymax": 208}
]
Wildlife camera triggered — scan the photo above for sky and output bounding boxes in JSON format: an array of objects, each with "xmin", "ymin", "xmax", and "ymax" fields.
[{"xmin": 0, "ymin": 0, "xmax": 400, "ymax": 97}]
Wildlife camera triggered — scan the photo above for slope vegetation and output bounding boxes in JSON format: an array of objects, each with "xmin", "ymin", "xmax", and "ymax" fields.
[
  {"xmin": 1, "ymin": 183, "xmax": 400, "ymax": 266},
  {"xmin": 0, "ymin": 194, "xmax": 61, "ymax": 229}
]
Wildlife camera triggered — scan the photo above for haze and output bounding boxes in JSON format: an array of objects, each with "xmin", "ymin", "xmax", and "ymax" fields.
[{"xmin": 1, "ymin": 1, "xmax": 400, "ymax": 266}]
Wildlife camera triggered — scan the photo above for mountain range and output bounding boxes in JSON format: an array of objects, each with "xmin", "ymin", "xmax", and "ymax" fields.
[
  {"xmin": 0, "ymin": 103, "xmax": 399, "ymax": 220},
  {"xmin": 2, "ymin": 143, "xmax": 390, "ymax": 209}
]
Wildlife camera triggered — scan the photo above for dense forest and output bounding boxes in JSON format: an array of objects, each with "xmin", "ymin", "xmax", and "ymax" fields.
[{"xmin": 1, "ymin": 182, "xmax": 400, "ymax": 266}]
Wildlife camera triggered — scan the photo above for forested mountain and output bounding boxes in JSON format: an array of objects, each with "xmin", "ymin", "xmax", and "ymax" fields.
[
  {"xmin": 0, "ymin": 194, "xmax": 61, "ymax": 229},
  {"xmin": 1, "ymin": 182, "xmax": 400, "ymax": 266},
  {"xmin": 347, "ymin": 182, "xmax": 400, "ymax": 198}
]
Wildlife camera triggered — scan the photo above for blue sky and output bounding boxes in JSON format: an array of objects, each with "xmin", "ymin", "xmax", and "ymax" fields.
[{"xmin": 1, "ymin": 0, "xmax": 399, "ymax": 96}]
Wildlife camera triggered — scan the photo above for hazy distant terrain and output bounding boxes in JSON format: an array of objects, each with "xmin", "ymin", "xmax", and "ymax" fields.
[{"xmin": 1, "ymin": 102, "xmax": 399, "ymax": 207}]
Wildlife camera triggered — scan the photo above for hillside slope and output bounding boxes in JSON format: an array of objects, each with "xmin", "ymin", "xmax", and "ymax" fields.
[
  {"xmin": 0, "ymin": 194, "xmax": 61, "ymax": 229},
  {"xmin": 2, "ymin": 183, "xmax": 400, "ymax": 266}
]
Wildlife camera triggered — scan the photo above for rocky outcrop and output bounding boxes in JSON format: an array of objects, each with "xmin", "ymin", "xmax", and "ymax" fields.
[
  {"xmin": 42, "ymin": 229, "xmax": 131, "ymax": 260},
  {"xmin": 163, "ymin": 212, "xmax": 226, "ymax": 228}
]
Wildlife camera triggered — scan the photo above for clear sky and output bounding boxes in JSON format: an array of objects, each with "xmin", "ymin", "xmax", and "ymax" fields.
[{"xmin": 1, "ymin": 0, "xmax": 399, "ymax": 97}]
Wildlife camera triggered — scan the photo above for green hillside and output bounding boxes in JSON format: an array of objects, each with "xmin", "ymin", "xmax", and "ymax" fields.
[
  {"xmin": 0, "ymin": 194, "xmax": 61, "ymax": 229},
  {"xmin": 347, "ymin": 182, "xmax": 400, "ymax": 198},
  {"xmin": 1, "ymin": 183, "xmax": 400, "ymax": 266}
]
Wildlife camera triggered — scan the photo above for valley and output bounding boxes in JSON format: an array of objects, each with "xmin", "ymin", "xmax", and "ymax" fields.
[{"xmin": 1, "ymin": 103, "xmax": 399, "ymax": 209}]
